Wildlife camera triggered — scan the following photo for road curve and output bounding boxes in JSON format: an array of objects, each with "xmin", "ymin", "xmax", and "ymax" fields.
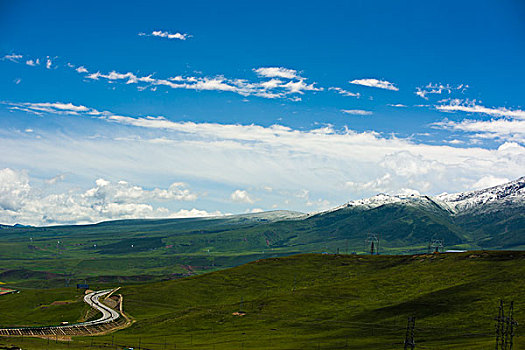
[
  {"xmin": 0, "ymin": 289, "xmax": 121, "ymax": 336},
  {"xmin": 78, "ymin": 289, "xmax": 120, "ymax": 326}
]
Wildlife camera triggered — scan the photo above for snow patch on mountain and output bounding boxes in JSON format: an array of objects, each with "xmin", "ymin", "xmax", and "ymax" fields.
[
  {"xmin": 326, "ymin": 193, "xmax": 448, "ymax": 214},
  {"xmin": 437, "ymin": 176, "xmax": 525, "ymax": 212},
  {"xmin": 327, "ymin": 176, "xmax": 524, "ymax": 214}
]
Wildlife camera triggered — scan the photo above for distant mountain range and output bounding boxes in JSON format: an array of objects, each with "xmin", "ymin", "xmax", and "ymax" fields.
[
  {"xmin": 329, "ymin": 176, "xmax": 524, "ymax": 214},
  {"xmin": 309, "ymin": 176, "xmax": 525, "ymax": 251},
  {"xmin": 0, "ymin": 177, "xmax": 523, "ymax": 286},
  {"xmin": 1, "ymin": 177, "xmax": 524, "ymax": 253}
]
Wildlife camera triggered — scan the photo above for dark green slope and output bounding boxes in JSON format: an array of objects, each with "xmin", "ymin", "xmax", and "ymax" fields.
[
  {"xmin": 299, "ymin": 202, "xmax": 464, "ymax": 247},
  {"xmin": 0, "ymin": 200, "xmax": 523, "ymax": 287},
  {"xmin": 453, "ymin": 204, "xmax": 525, "ymax": 249},
  {"xmin": 1, "ymin": 252, "xmax": 524, "ymax": 349}
]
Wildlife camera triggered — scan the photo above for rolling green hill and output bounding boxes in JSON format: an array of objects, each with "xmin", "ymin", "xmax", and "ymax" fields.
[
  {"xmin": 1, "ymin": 251, "xmax": 523, "ymax": 349},
  {"xmin": 0, "ymin": 192, "xmax": 523, "ymax": 288}
]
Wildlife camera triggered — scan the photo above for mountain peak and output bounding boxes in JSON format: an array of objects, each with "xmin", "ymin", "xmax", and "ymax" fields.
[
  {"xmin": 328, "ymin": 176, "xmax": 524, "ymax": 215},
  {"xmin": 437, "ymin": 176, "xmax": 525, "ymax": 212}
]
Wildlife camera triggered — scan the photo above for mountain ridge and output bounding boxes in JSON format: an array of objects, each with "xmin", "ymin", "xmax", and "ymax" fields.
[{"xmin": 323, "ymin": 176, "xmax": 524, "ymax": 216}]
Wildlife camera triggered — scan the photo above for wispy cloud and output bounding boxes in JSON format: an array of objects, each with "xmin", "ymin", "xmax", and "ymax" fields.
[
  {"xmin": 341, "ymin": 109, "xmax": 372, "ymax": 115},
  {"xmin": 5, "ymin": 102, "xmax": 98, "ymax": 116},
  {"xmin": 230, "ymin": 189, "xmax": 255, "ymax": 204},
  {"xmin": 416, "ymin": 83, "xmax": 468, "ymax": 100},
  {"xmin": 3, "ymin": 100, "xmax": 525, "ymax": 225},
  {"xmin": 2, "ymin": 54, "xmax": 22, "ymax": 63},
  {"xmin": 387, "ymin": 103, "xmax": 407, "ymax": 108},
  {"xmin": 139, "ymin": 30, "xmax": 191, "ymax": 40},
  {"xmin": 82, "ymin": 67, "xmax": 321, "ymax": 100},
  {"xmin": 433, "ymin": 119, "xmax": 525, "ymax": 141},
  {"xmin": 432, "ymin": 99, "xmax": 525, "ymax": 142},
  {"xmin": 329, "ymin": 87, "xmax": 360, "ymax": 98},
  {"xmin": 254, "ymin": 67, "xmax": 298, "ymax": 79},
  {"xmin": 25, "ymin": 59, "xmax": 40, "ymax": 66},
  {"xmin": 435, "ymin": 99, "xmax": 525, "ymax": 119},
  {"xmin": 76, "ymin": 66, "xmax": 88, "ymax": 73},
  {"xmin": 350, "ymin": 78, "xmax": 398, "ymax": 91}
]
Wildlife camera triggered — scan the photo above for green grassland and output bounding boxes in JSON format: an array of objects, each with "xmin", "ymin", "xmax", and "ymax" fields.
[
  {"xmin": 1, "ymin": 251, "xmax": 524, "ymax": 349},
  {"xmin": 0, "ymin": 201, "xmax": 523, "ymax": 288},
  {"xmin": 0, "ymin": 288, "xmax": 89, "ymax": 328}
]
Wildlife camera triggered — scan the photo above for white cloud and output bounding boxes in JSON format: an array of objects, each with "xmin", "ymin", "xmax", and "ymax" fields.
[
  {"xmin": 435, "ymin": 99, "xmax": 525, "ymax": 119},
  {"xmin": 0, "ymin": 168, "xmax": 31, "ymax": 211},
  {"xmin": 230, "ymin": 189, "xmax": 255, "ymax": 204},
  {"xmin": 388, "ymin": 104, "xmax": 407, "ymax": 108},
  {"xmin": 6, "ymin": 102, "xmax": 95, "ymax": 116},
  {"xmin": 254, "ymin": 67, "xmax": 298, "ymax": 79},
  {"xmin": 84, "ymin": 178, "xmax": 197, "ymax": 202},
  {"xmin": 433, "ymin": 118, "xmax": 525, "ymax": 142},
  {"xmin": 0, "ymin": 169, "xmax": 204, "ymax": 226},
  {"xmin": 280, "ymin": 79, "xmax": 322, "ymax": 95},
  {"xmin": 345, "ymin": 173, "xmax": 394, "ymax": 193},
  {"xmin": 80, "ymin": 67, "xmax": 321, "ymax": 100},
  {"xmin": 46, "ymin": 58, "xmax": 52, "ymax": 69},
  {"xmin": 2, "ymin": 54, "xmax": 22, "ymax": 62},
  {"xmin": 76, "ymin": 66, "xmax": 88, "ymax": 73},
  {"xmin": 3, "ymin": 101, "xmax": 524, "ymax": 223},
  {"xmin": 431, "ymin": 100, "xmax": 525, "ymax": 142},
  {"xmin": 140, "ymin": 30, "xmax": 190, "ymax": 40},
  {"xmin": 328, "ymin": 87, "xmax": 360, "ymax": 97},
  {"xmin": 25, "ymin": 59, "xmax": 40, "ymax": 66},
  {"xmin": 341, "ymin": 109, "xmax": 372, "ymax": 115},
  {"xmin": 349, "ymin": 78, "xmax": 399, "ymax": 91},
  {"xmin": 45, "ymin": 174, "xmax": 66, "ymax": 185},
  {"xmin": 472, "ymin": 175, "xmax": 509, "ymax": 190},
  {"xmin": 415, "ymin": 83, "xmax": 468, "ymax": 100},
  {"xmin": 170, "ymin": 208, "xmax": 222, "ymax": 218},
  {"xmin": 380, "ymin": 151, "xmax": 442, "ymax": 177}
]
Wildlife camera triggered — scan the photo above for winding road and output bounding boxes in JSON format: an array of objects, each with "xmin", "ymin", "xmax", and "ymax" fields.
[
  {"xmin": 79, "ymin": 289, "xmax": 120, "ymax": 326},
  {"xmin": 0, "ymin": 289, "xmax": 124, "ymax": 337}
]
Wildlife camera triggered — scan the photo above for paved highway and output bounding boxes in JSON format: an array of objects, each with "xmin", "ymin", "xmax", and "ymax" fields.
[
  {"xmin": 0, "ymin": 289, "xmax": 122, "ymax": 337},
  {"xmin": 78, "ymin": 289, "xmax": 120, "ymax": 326}
]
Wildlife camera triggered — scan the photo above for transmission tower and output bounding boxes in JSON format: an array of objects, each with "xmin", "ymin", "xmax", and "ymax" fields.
[
  {"xmin": 496, "ymin": 299, "xmax": 504, "ymax": 349},
  {"xmin": 430, "ymin": 239, "xmax": 444, "ymax": 253},
  {"xmin": 404, "ymin": 316, "xmax": 416, "ymax": 350},
  {"xmin": 365, "ymin": 233, "xmax": 379, "ymax": 255},
  {"xmin": 495, "ymin": 300, "xmax": 518, "ymax": 350}
]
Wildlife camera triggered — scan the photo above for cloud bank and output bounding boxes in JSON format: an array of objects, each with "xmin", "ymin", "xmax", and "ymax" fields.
[
  {"xmin": 432, "ymin": 99, "xmax": 525, "ymax": 142},
  {"xmin": 2, "ymin": 100, "xmax": 524, "ymax": 226},
  {"xmin": 0, "ymin": 168, "xmax": 218, "ymax": 226}
]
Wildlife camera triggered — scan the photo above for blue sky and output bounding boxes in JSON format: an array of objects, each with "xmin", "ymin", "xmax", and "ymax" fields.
[{"xmin": 1, "ymin": 0, "xmax": 524, "ymax": 225}]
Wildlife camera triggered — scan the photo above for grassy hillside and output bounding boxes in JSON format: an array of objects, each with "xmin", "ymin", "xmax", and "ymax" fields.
[
  {"xmin": 0, "ymin": 201, "xmax": 523, "ymax": 288},
  {"xmin": 1, "ymin": 251, "xmax": 523, "ymax": 349},
  {"xmin": 0, "ymin": 288, "xmax": 88, "ymax": 327}
]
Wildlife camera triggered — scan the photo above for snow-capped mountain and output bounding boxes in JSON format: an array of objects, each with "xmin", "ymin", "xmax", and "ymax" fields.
[
  {"xmin": 338, "ymin": 193, "xmax": 445, "ymax": 210},
  {"xmin": 437, "ymin": 177, "xmax": 525, "ymax": 212},
  {"xmin": 327, "ymin": 176, "xmax": 524, "ymax": 215}
]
